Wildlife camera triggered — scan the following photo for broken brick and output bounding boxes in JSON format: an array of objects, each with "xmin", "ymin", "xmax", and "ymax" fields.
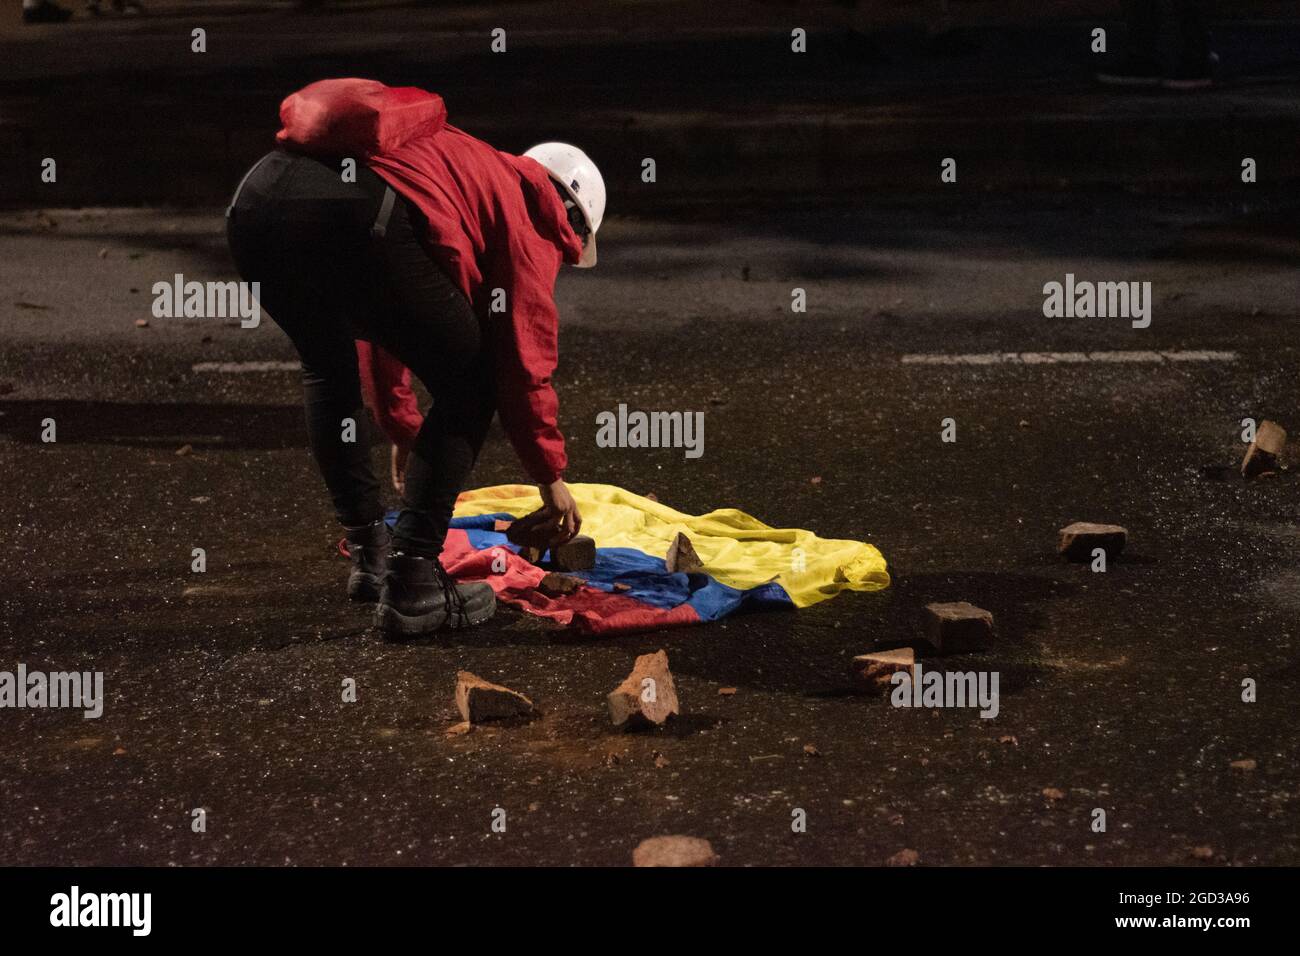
[
  {"xmin": 551, "ymin": 534, "xmax": 596, "ymax": 571},
  {"xmin": 632, "ymin": 835, "xmax": 718, "ymax": 867},
  {"xmin": 1057, "ymin": 522, "xmax": 1127, "ymax": 562},
  {"xmin": 607, "ymin": 649, "xmax": 679, "ymax": 730},
  {"xmin": 507, "ymin": 513, "xmax": 561, "ymax": 552},
  {"xmin": 850, "ymin": 647, "xmax": 917, "ymax": 693},
  {"xmin": 455, "ymin": 671, "xmax": 537, "ymax": 724},
  {"xmin": 1241, "ymin": 419, "xmax": 1286, "ymax": 478},
  {"xmin": 665, "ymin": 532, "xmax": 703, "ymax": 574},
  {"xmin": 885, "ymin": 848, "xmax": 919, "ymax": 867},
  {"xmin": 923, "ymin": 603, "xmax": 992, "ymax": 654},
  {"xmin": 538, "ymin": 572, "xmax": 582, "ymax": 597}
]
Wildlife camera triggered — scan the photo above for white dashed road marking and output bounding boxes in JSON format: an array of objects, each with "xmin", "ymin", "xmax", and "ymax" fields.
[
  {"xmin": 900, "ymin": 350, "xmax": 1237, "ymax": 366},
  {"xmin": 192, "ymin": 361, "xmax": 300, "ymax": 373}
]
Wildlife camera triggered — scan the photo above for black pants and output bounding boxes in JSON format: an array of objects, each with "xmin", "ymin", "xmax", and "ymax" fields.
[{"xmin": 226, "ymin": 150, "xmax": 495, "ymax": 558}]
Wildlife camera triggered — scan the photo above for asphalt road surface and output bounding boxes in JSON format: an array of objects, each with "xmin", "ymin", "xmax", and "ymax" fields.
[{"xmin": 1, "ymin": 191, "xmax": 1297, "ymax": 865}]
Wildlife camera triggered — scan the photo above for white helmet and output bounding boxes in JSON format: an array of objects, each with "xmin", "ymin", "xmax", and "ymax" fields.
[{"xmin": 523, "ymin": 142, "xmax": 605, "ymax": 268}]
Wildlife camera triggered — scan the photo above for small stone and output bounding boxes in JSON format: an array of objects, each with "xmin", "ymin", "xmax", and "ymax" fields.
[
  {"xmin": 1242, "ymin": 420, "xmax": 1286, "ymax": 477},
  {"xmin": 134, "ymin": 318, "xmax": 149, "ymax": 328},
  {"xmin": 653, "ymin": 751, "xmax": 670, "ymax": 768},
  {"xmin": 551, "ymin": 534, "xmax": 596, "ymax": 571},
  {"xmin": 175, "ymin": 444, "xmax": 193, "ymax": 456},
  {"xmin": 923, "ymin": 603, "xmax": 992, "ymax": 654},
  {"xmin": 632, "ymin": 835, "xmax": 717, "ymax": 867},
  {"xmin": 98, "ymin": 247, "xmax": 108, "ymax": 258},
  {"xmin": 1042, "ymin": 787, "xmax": 1066, "ymax": 801},
  {"xmin": 604, "ymin": 752, "xmax": 622, "ymax": 767},
  {"xmin": 1058, "ymin": 521, "xmax": 1127, "ymax": 562},
  {"xmin": 644, "ymin": 492, "xmax": 659, "ymax": 503},
  {"xmin": 718, "ymin": 686, "xmax": 737, "ymax": 696},
  {"xmin": 538, "ymin": 572, "xmax": 582, "ymax": 597},
  {"xmin": 455, "ymin": 671, "xmax": 537, "ymax": 724},
  {"xmin": 607, "ymin": 650, "xmax": 679, "ymax": 730},
  {"xmin": 665, "ymin": 532, "xmax": 703, "ymax": 574},
  {"xmin": 611, "ymin": 582, "xmax": 632, "ymax": 592},
  {"xmin": 850, "ymin": 647, "xmax": 917, "ymax": 692},
  {"xmin": 802, "ymin": 743, "xmax": 821, "ymax": 758},
  {"xmin": 1229, "ymin": 758, "xmax": 1257, "ymax": 771},
  {"xmin": 1190, "ymin": 846, "xmax": 1214, "ymax": 860},
  {"xmin": 885, "ymin": 848, "xmax": 919, "ymax": 867},
  {"xmin": 998, "ymin": 735, "xmax": 1018, "ymax": 746}
]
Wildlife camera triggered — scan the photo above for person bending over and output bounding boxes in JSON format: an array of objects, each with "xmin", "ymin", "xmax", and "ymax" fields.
[{"xmin": 227, "ymin": 78, "xmax": 604, "ymax": 638}]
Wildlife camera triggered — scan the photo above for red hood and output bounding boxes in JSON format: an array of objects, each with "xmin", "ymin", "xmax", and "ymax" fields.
[{"xmin": 276, "ymin": 78, "xmax": 447, "ymax": 157}]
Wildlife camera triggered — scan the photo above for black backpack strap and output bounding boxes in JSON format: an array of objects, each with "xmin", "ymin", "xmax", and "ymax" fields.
[{"xmin": 370, "ymin": 186, "xmax": 396, "ymax": 239}]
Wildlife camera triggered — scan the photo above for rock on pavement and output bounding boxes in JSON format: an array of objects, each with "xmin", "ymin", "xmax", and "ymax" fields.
[
  {"xmin": 632, "ymin": 835, "xmax": 718, "ymax": 867},
  {"xmin": 1057, "ymin": 521, "xmax": 1127, "ymax": 562},
  {"xmin": 1241, "ymin": 419, "xmax": 1286, "ymax": 478},
  {"xmin": 455, "ymin": 671, "xmax": 537, "ymax": 724},
  {"xmin": 608, "ymin": 650, "xmax": 679, "ymax": 729},
  {"xmin": 923, "ymin": 602, "xmax": 993, "ymax": 654},
  {"xmin": 851, "ymin": 647, "xmax": 918, "ymax": 692}
]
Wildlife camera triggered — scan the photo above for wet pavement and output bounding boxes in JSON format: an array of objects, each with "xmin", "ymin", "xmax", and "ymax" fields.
[{"xmin": 1, "ymin": 190, "xmax": 1297, "ymax": 865}]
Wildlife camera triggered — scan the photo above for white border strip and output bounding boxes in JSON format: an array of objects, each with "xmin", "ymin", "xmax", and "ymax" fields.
[
  {"xmin": 900, "ymin": 350, "xmax": 1237, "ymax": 366},
  {"xmin": 192, "ymin": 361, "xmax": 301, "ymax": 373}
]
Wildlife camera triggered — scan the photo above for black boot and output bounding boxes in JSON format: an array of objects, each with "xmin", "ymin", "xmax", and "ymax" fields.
[
  {"xmin": 374, "ymin": 553, "xmax": 496, "ymax": 638},
  {"xmin": 344, "ymin": 520, "xmax": 391, "ymax": 602}
]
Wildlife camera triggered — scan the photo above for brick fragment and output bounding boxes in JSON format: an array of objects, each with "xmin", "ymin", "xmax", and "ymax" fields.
[
  {"xmin": 923, "ymin": 602, "xmax": 993, "ymax": 653},
  {"xmin": 455, "ymin": 671, "xmax": 537, "ymax": 724},
  {"xmin": 608, "ymin": 650, "xmax": 679, "ymax": 729}
]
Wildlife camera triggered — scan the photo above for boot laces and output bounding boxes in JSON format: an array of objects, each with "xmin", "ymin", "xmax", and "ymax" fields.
[{"xmin": 434, "ymin": 561, "xmax": 470, "ymax": 626}]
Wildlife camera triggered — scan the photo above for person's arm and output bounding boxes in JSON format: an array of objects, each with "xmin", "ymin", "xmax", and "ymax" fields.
[
  {"xmin": 484, "ymin": 230, "xmax": 582, "ymax": 538},
  {"xmin": 484, "ymin": 231, "xmax": 568, "ymax": 486}
]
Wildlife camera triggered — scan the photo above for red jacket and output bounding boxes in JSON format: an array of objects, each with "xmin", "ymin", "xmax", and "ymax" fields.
[{"xmin": 276, "ymin": 78, "xmax": 583, "ymax": 485}]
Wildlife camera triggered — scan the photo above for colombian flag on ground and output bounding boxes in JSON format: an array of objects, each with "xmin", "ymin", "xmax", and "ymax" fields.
[{"xmin": 434, "ymin": 483, "xmax": 889, "ymax": 635}]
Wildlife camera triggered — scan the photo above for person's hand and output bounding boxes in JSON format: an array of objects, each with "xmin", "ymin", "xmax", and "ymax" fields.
[
  {"xmin": 391, "ymin": 443, "xmax": 410, "ymax": 498},
  {"xmin": 533, "ymin": 478, "xmax": 582, "ymax": 542}
]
